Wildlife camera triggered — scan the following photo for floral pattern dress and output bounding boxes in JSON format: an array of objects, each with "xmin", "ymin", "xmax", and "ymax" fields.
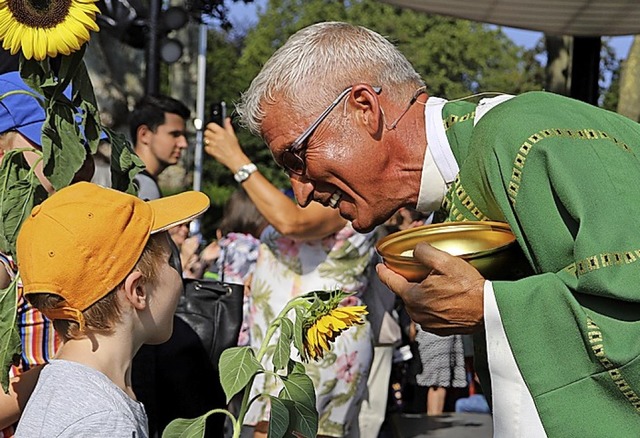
[
  {"xmin": 213, "ymin": 232, "xmax": 261, "ymax": 347},
  {"xmin": 244, "ymin": 224, "xmax": 378, "ymax": 437}
]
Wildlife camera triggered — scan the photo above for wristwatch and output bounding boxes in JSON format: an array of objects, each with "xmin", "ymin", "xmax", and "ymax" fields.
[{"xmin": 234, "ymin": 163, "xmax": 258, "ymax": 183}]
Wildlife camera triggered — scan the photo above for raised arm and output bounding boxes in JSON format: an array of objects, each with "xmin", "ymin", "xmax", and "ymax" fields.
[{"xmin": 204, "ymin": 119, "xmax": 346, "ymax": 240}]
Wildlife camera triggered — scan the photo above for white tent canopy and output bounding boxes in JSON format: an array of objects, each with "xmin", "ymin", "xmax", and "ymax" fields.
[{"xmin": 380, "ymin": 0, "xmax": 640, "ymax": 36}]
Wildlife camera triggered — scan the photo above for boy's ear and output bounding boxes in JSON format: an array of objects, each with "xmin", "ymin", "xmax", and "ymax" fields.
[{"xmin": 123, "ymin": 270, "xmax": 147, "ymax": 310}]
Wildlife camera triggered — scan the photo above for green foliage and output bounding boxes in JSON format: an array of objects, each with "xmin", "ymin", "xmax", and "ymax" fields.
[
  {"xmin": 218, "ymin": 346, "xmax": 263, "ymax": 402},
  {"xmin": 0, "ymin": 149, "xmax": 47, "ymax": 257},
  {"xmin": 600, "ymin": 39, "xmax": 622, "ymax": 111},
  {"xmin": 106, "ymin": 128, "xmax": 146, "ymax": 194},
  {"xmin": 21, "ymin": 50, "xmax": 101, "ymax": 191},
  {"xmin": 162, "ymin": 415, "xmax": 208, "ymax": 438},
  {"xmin": 0, "ymin": 278, "xmax": 20, "ymax": 393},
  {"xmin": 267, "ymin": 396, "xmax": 291, "ymax": 438},
  {"xmin": 273, "ymin": 317, "xmax": 294, "ymax": 371}
]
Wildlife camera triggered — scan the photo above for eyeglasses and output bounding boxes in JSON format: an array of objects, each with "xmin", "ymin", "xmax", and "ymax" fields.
[
  {"xmin": 280, "ymin": 86, "xmax": 381, "ymax": 176},
  {"xmin": 280, "ymin": 85, "xmax": 426, "ymax": 176}
]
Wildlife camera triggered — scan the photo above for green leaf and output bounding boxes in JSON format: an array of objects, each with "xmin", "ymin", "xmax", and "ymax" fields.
[
  {"xmin": 20, "ymin": 58, "xmax": 56, "ymax": 97},
  {"xmin": 105, "ymin": 128, "xmax": 144, "ymax": 194},
  {"xmin": 41, "ymin": 102, "xmax": 86, "ymax": 191},
  {"xmin": 288, "ymin": 360, "xmax": 306, "ymax": 375},
  {"xmin": 273, "ymin": 317, "xmax": 293, "ymax": 372},
  {"xmin": 162, "ymin": 408, "xmax": 234, "ymax": 438},
  {"xmin": 55, "ymin": 47, "xmax": 86, "ymax": 97},
  {"xmin": 162, "ymin": 416, "xmax": 206, "ymax": 438},
  {"xmin": 280, "ymin": 372, "xmax": 316, "ymax": 411},
  {"xmin": 0, "ymin": 149, "xmax": 47, "ymax": 257},
  {"xmin": 0, "ymin": 280, "xmax": 20, "ymax": 393},
  {"xmin": 69, "ymin": 57, "xmax": 101, "ymax": 155},
  {"xmin": 267, "ymin": 396, "xmax": 290, "ymax": 438},
  {"xmin": 283, "ymin": 399, "xmax": 318, "ymax": 438},
  {"xmin": 293, "ymin": 307, "xmax": 305, "ymax": 358},
  {"xmin": 218, "ymin": 347, "xmax": 262, "ymax": 403}
]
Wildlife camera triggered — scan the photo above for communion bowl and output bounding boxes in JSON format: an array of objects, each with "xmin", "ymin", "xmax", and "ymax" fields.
[{"xmin": 376, "ymin": 221, "xmax": 533, "ymax": 281}]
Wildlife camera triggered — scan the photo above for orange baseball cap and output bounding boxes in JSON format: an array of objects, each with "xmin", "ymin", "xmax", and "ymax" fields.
[{"xmin": 16, "ymin": 182, "xmax": 210, "ymax": 328}]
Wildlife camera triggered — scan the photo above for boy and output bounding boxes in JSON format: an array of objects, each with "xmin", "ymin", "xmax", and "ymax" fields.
[{"xmin": 13, "ymin": 182, "xmax": 209, "ymax": 437}]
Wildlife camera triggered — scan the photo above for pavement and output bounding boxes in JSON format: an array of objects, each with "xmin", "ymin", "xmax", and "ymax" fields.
[{"xmin": 386, "ymin": 412, "xmax": 493, "ymax": 438}]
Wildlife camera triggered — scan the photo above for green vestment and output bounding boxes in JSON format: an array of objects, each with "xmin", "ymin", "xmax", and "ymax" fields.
[{"xmin": 440, "ymin": 91, "xmax": 640, "ymax": 436}]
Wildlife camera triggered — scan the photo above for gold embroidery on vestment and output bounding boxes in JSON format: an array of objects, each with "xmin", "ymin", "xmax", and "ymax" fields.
[
  {"xmin": 443, "ymin": 111, "xmax": 475, "ymax": 131},
  {"xmin": 507, "ymin": 128, "xmax": 636, "ymax": 205},
  {"xmin": 586, "ymin": 317, "xmax": 640, "ymax": 413},
  {"xmin": 564, "ymin": 249, "xmax": 640, "ymax": 277},
  {"xmin": 446, "ymin": 176, "xmax": 490, "ymax": 221}
]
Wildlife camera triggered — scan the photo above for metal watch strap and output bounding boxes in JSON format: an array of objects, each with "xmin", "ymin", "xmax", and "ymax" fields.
[{"xmin": 234, "ymin": 163, "xmax": 258, "ymax": 183}]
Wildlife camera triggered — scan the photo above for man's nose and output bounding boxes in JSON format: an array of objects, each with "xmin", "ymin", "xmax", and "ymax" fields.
[
  {"xmin": 290, "ymin": 177, "xmax": 314, "ymax": 207},
  {"xmin": 177, "ymin": 135, "xmax": 188, "ymax": 149}
]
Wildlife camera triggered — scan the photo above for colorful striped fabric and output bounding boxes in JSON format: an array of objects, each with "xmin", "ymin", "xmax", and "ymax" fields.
[
  {"xmin": 1, "ymin": 253, "xmax": 60, "ymax": 372},
  {"xmin": 16, "ymin": 293, "xmax": 60, "ymax": 370}
]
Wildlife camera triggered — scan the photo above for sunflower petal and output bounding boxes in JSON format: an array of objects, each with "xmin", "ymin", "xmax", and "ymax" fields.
[
  {"xmin": 7, "ymin": 23, "xmax": 25, "ymax": 55},
  {"xmin": 21, "ymin": 27, "xmax": 35, "ymax": 60},
  {"xmin": 317, "ymin": 332, "xmax": 330, "ymax": 351},
  {"xmin": 68, "ymin": 9, "xmax": 98, "ymax": 29},
  {"xmin": 34, "ymin": 28, "xmax": 49, "ymax": 61}
]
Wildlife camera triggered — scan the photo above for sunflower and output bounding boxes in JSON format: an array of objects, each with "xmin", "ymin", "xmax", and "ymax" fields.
[
  {"xmin": 0, "ymin": 0, "xmax": 100, "ymax": 61},
  {"xmin": 302, "ymin": 305, "xmax": 368, "ymax": 361}
]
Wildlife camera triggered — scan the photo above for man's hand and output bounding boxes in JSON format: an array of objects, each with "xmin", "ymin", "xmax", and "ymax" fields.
[{"xmin": 376, "ymin": 242, "xmax": 486, "ymax": 335}]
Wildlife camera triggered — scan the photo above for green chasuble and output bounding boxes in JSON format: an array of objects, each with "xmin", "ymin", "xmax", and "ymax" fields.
[{"xmin": 440, "ymin": 91, "xmax": 640, "ymax": 436}]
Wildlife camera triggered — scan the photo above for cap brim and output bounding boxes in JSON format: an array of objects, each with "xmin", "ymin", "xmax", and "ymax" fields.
[
  {"xmin": 16, "ymin": 120, "xmax": 43, "ymax": 147},
  {"xmin": 148, "ymin": 191, "xmax": 210, "ymax": 233}
]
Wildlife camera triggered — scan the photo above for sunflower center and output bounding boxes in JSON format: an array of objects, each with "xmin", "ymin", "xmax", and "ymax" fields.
[{"xmin": 8, "ymin": 0, "xmax": 72, "ymax": 28}]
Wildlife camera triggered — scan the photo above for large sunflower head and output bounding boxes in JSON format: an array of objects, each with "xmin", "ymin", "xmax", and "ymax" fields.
[
  {"xmin": 300, "ymin": 290, "xmax": 368, "ymax": 362},
  {"xmin": 0, "ymin": 0, "xmax": 100, "ymax": 61}
]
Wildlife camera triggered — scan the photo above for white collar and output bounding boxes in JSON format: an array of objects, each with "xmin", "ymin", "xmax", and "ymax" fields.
[{"xmin": 416, "ymin": 97, "xmax": 459, "ymax": 213}]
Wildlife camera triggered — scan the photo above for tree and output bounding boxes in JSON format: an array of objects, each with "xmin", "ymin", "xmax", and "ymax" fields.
[{"xmin": 617, "ymin": 35, "xmax": 640, "ymax": 121}]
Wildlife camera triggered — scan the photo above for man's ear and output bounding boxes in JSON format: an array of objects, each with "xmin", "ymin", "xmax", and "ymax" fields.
[
  {"xmin": 350, "ymin": 84, "xmax": 383, "ymax": 137},
  {"xmin": 123, "ymin": 270, "xmax": 147, "ymax": 310},
  {"xmin": 137, "ymin": 124, "xmax": 152, "ymax": 146}
]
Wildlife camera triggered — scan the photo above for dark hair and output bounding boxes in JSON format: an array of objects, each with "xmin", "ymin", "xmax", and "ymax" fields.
[
  {"xmin": 218, "ymin": 189, "xmax": 267, "ymax": 238},
  {"xmin": 129, "ymin": 94, "xmax": 190, "ymax": 141}
]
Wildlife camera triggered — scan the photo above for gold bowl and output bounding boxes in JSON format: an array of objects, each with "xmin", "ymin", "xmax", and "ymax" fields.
[{"xmin": 376, "ymin": 221, "xmax": 532, "ymax": 281}]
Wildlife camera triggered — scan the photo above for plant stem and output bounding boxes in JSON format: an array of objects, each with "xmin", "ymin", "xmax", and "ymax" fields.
[
  {"xmin": 255, "ymin": 296, "xmax": 308, "ymax": 362},
  {"xmin": 232, "ymin": 296, "xmax": 311, "ymax": 437}
]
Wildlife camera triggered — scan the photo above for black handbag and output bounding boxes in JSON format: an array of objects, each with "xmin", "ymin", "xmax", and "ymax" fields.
[{"xmin": 175, "ymin": 277, "xmax": 244, "ymax": 370}]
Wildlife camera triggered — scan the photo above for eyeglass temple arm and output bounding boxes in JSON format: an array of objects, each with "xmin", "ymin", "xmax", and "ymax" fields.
[{"xmin": 291, "ymin": 85, "xmax": 383, "ymax": 150}]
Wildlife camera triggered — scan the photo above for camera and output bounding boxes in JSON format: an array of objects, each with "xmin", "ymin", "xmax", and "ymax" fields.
[{"xmin": 208, "ymin": 101, "xmax": 226, "ymax": 126}]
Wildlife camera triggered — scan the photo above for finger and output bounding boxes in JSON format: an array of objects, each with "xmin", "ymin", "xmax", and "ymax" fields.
[
  {"xmin": 224, "ymin": 117, "xmax": 236, "ymax": 134},
  {"xmin": 376, "ymin": 263, "xmax": 411, "ymax": 296}
]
